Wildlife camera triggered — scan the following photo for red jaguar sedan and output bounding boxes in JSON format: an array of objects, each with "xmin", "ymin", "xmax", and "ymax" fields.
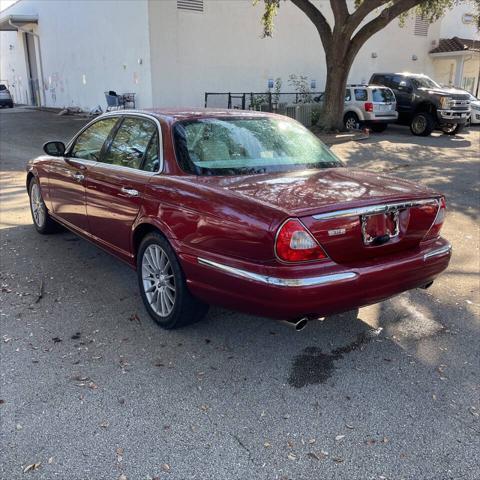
[{"xmin": 26, "ymin": 109, "xmax": 451, "ymax": 329}]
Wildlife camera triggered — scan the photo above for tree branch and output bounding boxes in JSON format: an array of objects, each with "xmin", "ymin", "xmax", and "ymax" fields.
[
  {"xmin": 348, "ymin": 0, "xmax": 391, "ymax": 34},
  {"xmin": 348, "ymin": 0, "xmax": 423, "ymax": 61},
  {"xmin": 290, "ymin": 0, "xmax": 333, "ymax": 51},
  {"xmin": 329, "ymin": 0, "xmax": 349, "ymax": 23}
]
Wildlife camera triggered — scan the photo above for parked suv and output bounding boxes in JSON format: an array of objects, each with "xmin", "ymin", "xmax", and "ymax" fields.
[
  {"xmin": 0, "ymin": 84, "xmax": 14, "ymax": 108},
  {"xmin": 314, "ymin": 84, "xmax": 398, "ymax": 132},
  {"xmin": 369, "ymin": 73, "xmax": 470, "ymax": 136}
]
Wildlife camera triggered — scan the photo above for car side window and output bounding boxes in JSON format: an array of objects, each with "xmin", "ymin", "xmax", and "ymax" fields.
[
  {"xmin": 390, "ymin": 75, "xmax": 404, "ymax": 90},
  {"xmin": 354, "ymin": 89, "xmax": 368, "ymax": 101},
  {"xmin": 102, "ymin": 117, "xmax": 156, "ymax": 170},
  {"xmin": 345, "ymin": 89, "xmax": 351, "ymax": 101},
  {"xmin": 142, "ymin": 132, "xmax": 160, "ymax": 172},
  {"xmin": 70, "ymin": 118, "xmax": 118, "ymax": 161}
]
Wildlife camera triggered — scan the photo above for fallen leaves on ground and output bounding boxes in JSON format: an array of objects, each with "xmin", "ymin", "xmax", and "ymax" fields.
[
  {"xmin": 129, "ymin": 313, "xmax": 141, "ymax": 324},
  {"xmin": 23, "ymin": 463, "xmax": 41, "ymax": 473}
]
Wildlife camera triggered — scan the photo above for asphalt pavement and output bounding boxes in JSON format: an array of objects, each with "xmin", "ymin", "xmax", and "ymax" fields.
[{"xmin": 1, "ymin": 107, "xmax": 479, "ymax": 480}]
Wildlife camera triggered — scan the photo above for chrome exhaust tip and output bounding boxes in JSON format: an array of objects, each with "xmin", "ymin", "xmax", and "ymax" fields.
[{"xmin": 281, "ymin": 317, "xmax": 308, "ymax": 331}]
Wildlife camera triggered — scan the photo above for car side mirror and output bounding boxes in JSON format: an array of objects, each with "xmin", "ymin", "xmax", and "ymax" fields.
[{"xmin": 43, "ymin": 141, "xmax": 66, "ymax": 156}]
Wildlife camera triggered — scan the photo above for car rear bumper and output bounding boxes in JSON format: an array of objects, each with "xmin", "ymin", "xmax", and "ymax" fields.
[
  {"xmin": 0, "ymin": 98, "xmax": 13, "ymax": 106},
  {"xmin": 364, "ymin": 112, "xmax": 398, "ymax": 123},
  {"xmin": 180, "ymin": 238, "xmax": 452, "ymax": 320}
]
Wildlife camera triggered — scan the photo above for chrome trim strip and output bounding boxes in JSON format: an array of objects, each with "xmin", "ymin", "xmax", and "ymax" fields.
[
  {"xmin": 423, "ymin": 244, "xmax": 452, "ymax": 261},
  {"xmin": 197, "ymin": 257, "xmax": 357, "ymax": 287},
  {"xmin": 312, "ymin": 198, "xmax": 439, "ymax": 221}
]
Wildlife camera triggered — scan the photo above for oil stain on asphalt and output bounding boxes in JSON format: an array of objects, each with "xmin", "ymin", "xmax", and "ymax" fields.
[{"xmin": 288, "ymin": 327, "xmax": 383, "ymax": 388}]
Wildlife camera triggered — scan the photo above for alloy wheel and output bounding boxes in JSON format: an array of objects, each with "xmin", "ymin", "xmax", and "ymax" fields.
[
  {"xmin": 141, "ymin": 244, "xmax": 176, "ymax": 317},
  {"xmin": 30, "ymin": 183, "xmax": 46, "ymax": 228},
  {"xmin": 345, "ymin": 117, "xmax": 357, "ymax": 130}
]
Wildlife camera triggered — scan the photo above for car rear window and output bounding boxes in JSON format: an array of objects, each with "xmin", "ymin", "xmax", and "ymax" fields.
[
  {"xmin": 372, "ymin": 88, "xmax": 395, "ymax": 102},
  {"xmin": 354, "ymin": 89, "xmax": 368, "ymax": 101},
  {"xmin": 173, "ymin": 117, "xmax": 342, "ymax": 176},
  {"xmin": 0, "ymin": 85, "xmax": 7, "ymax": 91}
]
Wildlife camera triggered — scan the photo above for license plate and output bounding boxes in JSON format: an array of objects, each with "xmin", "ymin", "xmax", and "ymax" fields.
[
  {"xmin": 361, "ymin": 211, "xmax": 400, "ymax": 245},
  {"xmin": 375, "ymin": 104, "xmax": 391, "ymax": 112}
]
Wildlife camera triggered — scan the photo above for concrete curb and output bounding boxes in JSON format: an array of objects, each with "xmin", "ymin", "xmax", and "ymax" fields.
[{"xmin": 314, "ymin": 129, "xmax": 370, "ymax": 146}]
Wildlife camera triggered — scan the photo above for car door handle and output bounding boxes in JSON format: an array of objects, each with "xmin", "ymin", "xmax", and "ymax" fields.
[
  {"xmin": 72, "ymin": 172, "xmax": 85, "ymax": 183},
  {"xmin": 121, "ymin": 187, "xmax": 139, "ymax": 197}
]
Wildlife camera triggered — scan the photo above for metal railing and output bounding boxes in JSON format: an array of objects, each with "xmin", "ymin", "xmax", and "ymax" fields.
[
  {"xmin": 204, "ymin": 91, "xmax": 324, "ymax": 111},
  {"xmin": 204, "ymin": 91, "xmax": 324, "ymax": 127}
]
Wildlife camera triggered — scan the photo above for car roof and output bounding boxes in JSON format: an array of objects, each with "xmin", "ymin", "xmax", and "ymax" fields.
[
  {"xmin": 348, "ymin": 84, "xmax": 391, "ymax": 88},
  {"xmin": 101, "ymin": 108, "xmax": 283, "ymax": 124},
  {"xmin": 372, "ymin": 72, "xmax": 429, "ymax": 77}
]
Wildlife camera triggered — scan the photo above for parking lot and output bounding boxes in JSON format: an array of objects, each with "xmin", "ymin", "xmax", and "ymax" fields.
[{"xmin": 0, "ymin": 107, "xmax": 479, "ymax": 480}]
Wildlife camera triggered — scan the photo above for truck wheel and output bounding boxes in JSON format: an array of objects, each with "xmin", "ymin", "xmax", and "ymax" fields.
[
  {"xmin": 370, "ymin": 123, "xmax": 387, "ymax": 133},
  {"xmin": 343, "ymin": 112, "xmax": 359, "ymax": 130},
  {"xmin": 441, "ymin": 123, "xmax": 463, "ymax": 135},
  {"xmin": 410, "ymin": 112, "xmax": 434, "ymax": 136}
]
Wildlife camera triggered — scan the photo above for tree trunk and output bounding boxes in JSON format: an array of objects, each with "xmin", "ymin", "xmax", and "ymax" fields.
[{"xmin": 319, "ymin": 58, "xmax": 351, "ymax": 131}]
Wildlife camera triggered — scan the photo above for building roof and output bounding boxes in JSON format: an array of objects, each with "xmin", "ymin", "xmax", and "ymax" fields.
[
  {"xmin": 430, "ymin": 36, "xmax": 480, "ymax": 54},
  {"xmin": 0, "ymin": 14, "xmax": 38, "ymax": 31}
]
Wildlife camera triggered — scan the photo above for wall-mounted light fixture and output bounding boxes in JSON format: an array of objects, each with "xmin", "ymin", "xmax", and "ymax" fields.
[
  {"xmin": 310, "ymin": 79, "xmax": 316, "ymax": 89},
  {"xmin": 412, "ymin": 54, "xmax": 418, "ymax": 61},
  {"xmin": 371, "ymin": 52, "xmax": 378, "ymax": 58},
  {"xmin": 267, "ymin": 78, "xmax": 274, "ymax": 89}
]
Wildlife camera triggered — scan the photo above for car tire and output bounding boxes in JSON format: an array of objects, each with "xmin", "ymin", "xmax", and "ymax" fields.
[
  {"xmin": 441, "ymin": 123, "xmax": 464, "ymax": 135},
  {"xmin": 8, "ymin": 102, "xmax": 14, "ymax": 108},
  {"xmin": 137, "ymin": 232, "xmax": 209, "ymax": 329},
  {"xmin": 343, "ymin": 112, "xmax": 359, "ymax": 130},
  {"xmin": 410, "ymin": 112, "xmax": 434, "ymax": 136},
  {"xmin": 370, "ymin": 123, "xmax": 387, "ymax": 133},
  {"xmin": 28, "ymin": 177, "xmax": 58, "ymax": 234}
]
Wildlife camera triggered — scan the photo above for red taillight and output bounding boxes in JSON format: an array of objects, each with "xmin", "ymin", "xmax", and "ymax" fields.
[
  {"xmin": 275, "ymin": 219, "xmax": 327, "ymax": 263},
  {"xmin": 423, "ymin": 197, "xmax": 446, "ymax": 241},
  {"xmin": 364, "ymin": 102, "xmax": 373, "ymax": 112}
]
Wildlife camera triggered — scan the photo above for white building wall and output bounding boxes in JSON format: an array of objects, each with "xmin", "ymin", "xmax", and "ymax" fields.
[
  {"xmin": 439, "ymin": 0, "xmax": 480, "ymax": 40},
  {"xmin": 148, "ymin": 0, "xmax": 448, "ymax": 108},
  {"xmin": 0, "ymin": 0, "xmax": 153, "ymax": 110},
  {"xmin": 0, "ymin": 29, "xmax": 30, "ymax": 104},
  {"xmin": 1, "ymin": 0, "xmax": 477, "ymax": 110}
]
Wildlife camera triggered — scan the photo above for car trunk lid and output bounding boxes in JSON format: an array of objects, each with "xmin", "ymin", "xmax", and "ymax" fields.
[
  {"xmin": 190, "ymin": 167, "xmax": 441, "ymax": 263},
  {"xmin": 300, "ymin": 197, "xmax": 440, "ymax": 263}
]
